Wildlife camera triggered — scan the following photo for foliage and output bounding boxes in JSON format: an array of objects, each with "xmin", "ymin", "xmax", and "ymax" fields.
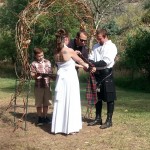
[
  {"xmin": 0, "ymin": 0, "xmax": 81, "ymax": 64},
  {"xmin": 142, "ymin": 0, "xmax": 150, "ymax": 24},
  {"xmin": 0, "ymin": 0, "xmax": 28, "ymax": 62},
  {"xmin": 142, "ymin": 10, "xmax": 150, "ymax": 24},
  {"xmin": 101, "ymin": 20, "xmax": 121, "ymax": 36},
  {"xmin": 143, "ymin": 0, "xmax": 150, "ymax": 9},
  {"xmin": 0, "ymin": 31, "xmax": 16, "ymax": 62},
  {"xmin": 0, "ymin": 0, "xmax": 149, "ymax": 79},
  {"xmin": 0, "ymin": 62, "xmax": 15, "ymax": 78},
  {"xmin": 83, "ymin": 0, "xmax": 124, "ymax": 50},
  {"xmin": 84, "ymin": 0, "xmax": 123, "ymax": 29},
  {"xmin": 0, "ymin": 0, "xmax": 28, "ymax": 31},
  {"xmin": 27, "ymin": 2, "xmax": 80, "ymax": 66},
  {"xmin": 123, "ymin": 29, "xmax": 150, "ymax": 78},
  {"xmin": 115, "ymin": 76, "xmax": 150, "ymax": 92}
]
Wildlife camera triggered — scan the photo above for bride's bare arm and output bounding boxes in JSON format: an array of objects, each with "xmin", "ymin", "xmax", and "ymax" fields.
[
  {"xmin": 70, "ymin": 49, "xmax": 89, "ymax": 69},
  {"xmin": 75, "ymin": 64, "xmax": 83, "ymax": 68}
]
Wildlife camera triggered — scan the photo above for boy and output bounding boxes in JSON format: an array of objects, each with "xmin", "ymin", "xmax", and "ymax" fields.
[{"xmin": 30, "ymin": 47, "xmax": 52, "ymax": 125}]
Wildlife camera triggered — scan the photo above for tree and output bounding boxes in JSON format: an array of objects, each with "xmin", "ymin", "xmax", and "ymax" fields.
[
  {"xmin": 142, "ymin": 0, "xmax": 150, "ymax": 25},
  {"xmin": 0, "ymin": 31, "xmax": 16, "ymax": 62},
  {"xmin": 118, "ymin": 0, "xmax": 150, "ymax": 79},
  {"xmin": 28, "ymin": 2, "xmax": 81, "ymax": 65},
  {"xmin": 0, "ymin": 0, "xmax": 81, "ymax": 63},
  {"xmin": 82, "ymin": 0, "xmax": 126, "ymax": 50},
  {"xmin": 124, "ymin": 29, "xmax": 150, "ymax": 78},
  {"xmin": 0, "ymin": 0, "xmax": 28, "ymax": 62}
]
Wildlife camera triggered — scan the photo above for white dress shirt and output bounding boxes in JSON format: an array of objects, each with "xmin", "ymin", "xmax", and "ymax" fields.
[{"xmin": 88, "ymin": 40, "xmax": 117, "ymax": 70}]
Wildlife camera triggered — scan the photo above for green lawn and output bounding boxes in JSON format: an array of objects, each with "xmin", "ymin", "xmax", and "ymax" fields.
[{"xmin": 0, "ymin": 77, "xmax": 150, "ymax": 150}]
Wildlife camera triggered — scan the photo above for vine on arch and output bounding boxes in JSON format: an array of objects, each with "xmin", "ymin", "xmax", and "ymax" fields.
[
  {"xmin": 15, "ymin": 0, "xmax": 94, "ymax": 79},
  {"xmin": 5, "ymin": 0, "xmax": 94, "ymax": 130}
]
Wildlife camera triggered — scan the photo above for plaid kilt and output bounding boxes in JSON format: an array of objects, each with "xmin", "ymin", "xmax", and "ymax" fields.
[{"xmin": 86, "ymin": 72, "xmax": 97, "ymax": 105}]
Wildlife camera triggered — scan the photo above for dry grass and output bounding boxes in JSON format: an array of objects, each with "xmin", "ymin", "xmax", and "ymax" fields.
[{"xmin": 0, "ymin": 78, "xmax": 150, "ymax": 150}]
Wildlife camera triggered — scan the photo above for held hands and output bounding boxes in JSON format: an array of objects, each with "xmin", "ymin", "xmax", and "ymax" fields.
[
  {"xmin": 84, "ymin": 66, "xmax": 96, "ymax": 73},
  {"xmin": 90, "ymin": 67, "xmax": 96, "ymax": 73},
  {"xmin": 83, "ymin": 63, "xmax": 89, "ymax": 71},
  {"xmin": 85, "ymin": 63, "xmax": 89, "ymax": 69}
]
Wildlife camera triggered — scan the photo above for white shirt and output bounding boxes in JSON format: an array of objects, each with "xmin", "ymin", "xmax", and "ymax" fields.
[{"xmin": 88, "ymin": 40, "xmax": 117, "ymax": 69}]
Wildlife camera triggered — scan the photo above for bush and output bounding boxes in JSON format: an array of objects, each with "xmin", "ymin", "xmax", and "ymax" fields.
[
  {"xmin": 0, "ymin": 61, "xmax": 16, "ymax": 78},
  {"xmin": 115, "ymin": 76, "xmax": 150, "ymax": 92},
  {"xmin": 122, "ymin": 29, "xmax": 150, "ymax": 78}
]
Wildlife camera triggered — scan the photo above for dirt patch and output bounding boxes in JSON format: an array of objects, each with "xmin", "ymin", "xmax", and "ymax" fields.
[
  {"xmin": 0, "ymin": 107, "xmax": 109, "ymax": 150},
  {"xmin": 0, "ymin": 100, "xmax": 113, "ymax": 150}
]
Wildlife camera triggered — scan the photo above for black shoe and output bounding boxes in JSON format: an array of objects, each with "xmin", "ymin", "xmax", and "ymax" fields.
[
  {"xmin": 43, "ymin": 116, "xmax": 51, "ymax": 124},
  {"xmin": 88, "ymin": 119, "xmax": 102, "ymax": 126},
  {"xmin": 37, "ymin": 117, "xmax": 44, "ymax": 126},
  {"xmin": 100, "ymin": 121, "xmax": 112, "ymax": 129}
]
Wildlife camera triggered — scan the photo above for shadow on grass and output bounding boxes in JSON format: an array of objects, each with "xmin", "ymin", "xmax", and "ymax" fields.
[
  {"xmin": 7, "ymin": 111, "xmax": 89, "ymax": 136},
  {"xmin": 7, "ymin": 111, "xmax": 53, "ymax": 134}
]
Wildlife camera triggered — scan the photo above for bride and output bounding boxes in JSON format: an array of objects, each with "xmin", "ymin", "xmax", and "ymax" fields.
[{"xmin": 51, "ymin": 29, "xmax": 89, "ymax": 135}]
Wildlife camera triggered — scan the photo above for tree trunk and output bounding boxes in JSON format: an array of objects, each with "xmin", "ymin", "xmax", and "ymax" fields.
[{"xmin": 89, "ymin": 36, "xmax": 95, "ymax": 54}]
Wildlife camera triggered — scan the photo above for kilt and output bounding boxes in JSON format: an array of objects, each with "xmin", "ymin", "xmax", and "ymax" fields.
[
  {"xmin": 86, "ymin": 72, "xmax": 97, "ymax": 105},
  {"xmin": 95, "ymin": 68, "xmax": 116, "ymax": 102}
]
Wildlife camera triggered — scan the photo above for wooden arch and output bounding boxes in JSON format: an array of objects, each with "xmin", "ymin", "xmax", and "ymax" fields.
[{"xmin": 15, "ymin": 0, "xmax": 94, "ymax": 79}]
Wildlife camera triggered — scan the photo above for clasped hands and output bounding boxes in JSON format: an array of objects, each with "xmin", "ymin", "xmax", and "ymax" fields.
[
  {"xmin": 90, "ymin": 67, "xmax": 96, "ymax": 73},
  {"xmin": 83, "ymin": 66, "xmax": 96, "ymax": 73}
]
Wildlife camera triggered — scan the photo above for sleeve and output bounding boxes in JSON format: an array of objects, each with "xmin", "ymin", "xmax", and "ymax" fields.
[
  {"xmin": 30, "ymin": 62, "xmax": 37, "ymax": 78},
  {"xmin": 47, "ymin": 61, "xmax": 52, "ymax": 74},
  {"xmin": 93, "ymin": 60, "xmax": 107, "ymax": 67},
  {"xmin": 30, "ymin": 63, "xmax": 36, "ymax": 73},
  {"xmin": 102, "ymin": 44, "xmax": 117, "ymax": 65},
  {"xmin": 88, "ymin": 50, "xmax": 94, "ymax": 61},
  {"xmin": 82, "ymin": 46, "xmax": 89, "ymax": 59}
]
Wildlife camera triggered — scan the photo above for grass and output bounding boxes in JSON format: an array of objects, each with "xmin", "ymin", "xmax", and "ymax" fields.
[{"xmin": 0, "ymin": 77, "xmax": 150, "ymax": 150}]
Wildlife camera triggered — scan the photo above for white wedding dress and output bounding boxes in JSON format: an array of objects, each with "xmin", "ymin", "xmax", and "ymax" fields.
[{"xmin": 51, "ymin": 58, "xmax": 82, "ymax": 134}]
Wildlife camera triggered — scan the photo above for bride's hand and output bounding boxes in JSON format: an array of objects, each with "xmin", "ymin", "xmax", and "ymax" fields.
[
  {"xmin": 83, "ymin": 64, "xmax": 89, "ymax": 72},
  {"xmin": 75, "ymin": 50, "xmax": 81, "ymax": 55},
  {"xmin": 75, "ymin": 64, "xmax": 83, "ymax": 68},
  {"xmin": 85, "ymin": 64, "xmax": 89, "ymax": 69},
  {"xmin": 90, "ymin": 67, "xmax": 96, "ymax": 73}
]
